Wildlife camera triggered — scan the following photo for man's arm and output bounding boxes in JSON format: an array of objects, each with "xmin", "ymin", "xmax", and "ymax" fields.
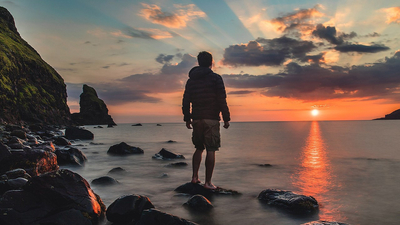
[
  {"xmin": 215, "ymin": 75, "xmax": 231, "ymax": 125},
  {"xmin": 182, "ymin": 80, "xmax": 192, "ymax": 128}
]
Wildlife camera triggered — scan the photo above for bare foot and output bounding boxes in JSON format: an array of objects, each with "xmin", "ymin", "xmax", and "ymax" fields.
[
  {"xmin": 191, "ymin": 178, "xmax": 201, "ymax": 184},
  {"xmin": 203, "ymin": 183, "xmax": 217, "ymax": 190}
]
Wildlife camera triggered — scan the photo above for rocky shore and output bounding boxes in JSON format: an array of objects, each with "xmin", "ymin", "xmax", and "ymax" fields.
[{"xmin": 0, "ymin": 123, "xmax": 351, "ymax": 225}]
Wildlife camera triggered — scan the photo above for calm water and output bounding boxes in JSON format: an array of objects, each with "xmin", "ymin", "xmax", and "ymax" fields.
[{"xmin": 63, "ymin": 121, "xmax": 400, "ymax": 225}]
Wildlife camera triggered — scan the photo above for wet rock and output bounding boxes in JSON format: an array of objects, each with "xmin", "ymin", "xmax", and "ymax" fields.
[
  {"xmin": 26, "ymin": 135, "xmax": 38, "ymax": 145},
  {"xmin": 0, "ymin": 148, "xmax": 58, "ymax": 176},
  {"xmin": 132, "ymin": 123, "xmax": 143, "ymax": 126},
  {"xmin": 7, "ymin": 137, "xmax": 26, "ymax": 149},
  {"xmin": 156, "ymin": 124, "xmax": 162, "ymax": 126},
  {"xmin": 36, "ymin": 208, "xmax": 92, "ymax": 225},
  {"xmin": 259, "ymin": 164, "xmax": 272, "ymax": 167},
  {"xmin": 53, "ymin": 136, "xmax": 71, "ymax": 146},
  {"xmin": 0, "ymin": 169, "xmax": 106, "ymax": 225},
  {"xmin": 91, "ymin": 176, "xmax": 119, "ymax": 185},
  {"xmin": 65, "ymin": 127, "xmax": 94, "ymax": 140},
  {"xmin": 94, "ymin": 126, "xmax": 103, "ymax": 128},
  {"xmin": 167, "ymin": 162, "xmax": 188, "ymax": 167},
  {"xmin": 167, "ymin": 140, "xmax": 176, "ymax": 143},
  {"xmin": 175, "ymin": 182, "xmax": 241, "ymax": 197},
  {"xmin": 7, "ymin": 177, "xmax": 28, "ymax": 189},
  {"xmin": 107, "ymin": 142, "xmax": 144, "ymax": 155},
  {"xmin": 107, "ymin": 124, "xmax": 114, "ymax": 128},
  {"xmin": 152, "ymin": 148, "xmax": 184, "ymax": 160},
  {"xmin": 10, "ymin": 130, "xmax": 26, "ymax": 139},
  {"xmin": 136, "ymin": 209, "xmax": 198, "ymax": 225},
  {"xmin": 5, "ymin": 168, "xmax": 26, "ymax": 179},
  {"xmin": 301, "ymin": 221, "xmax": 349, "ymax": 225},
  {"xmin": 106, "ymin": 194, "xmax": 154, "ymax": 224},
  {"xmin": 55, "ymin": 147, "xmax": 87, "ymax": 166},
  {"xmin": 184, "ymin": 194, "xmax": 213, "ymax": 211},
  {"xmin": 31, "ymin": 141, "xmax": 55, "ymax": 152},
  {"xmin": 0, "ymin": 142, "xmax": 11, "ymax": 161},
  {"xmin": 108, "ymin": 167, "xmax": 126, "ymax": 174},
  {"xmin": 90, "ymin": 142, "xmax": 104, "ymax": 145},
  {"xmin": 258, "ymin": 189, "xmax": 319, "ymax": 214}
]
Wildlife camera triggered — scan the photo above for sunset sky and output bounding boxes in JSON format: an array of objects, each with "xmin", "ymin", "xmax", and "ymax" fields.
[{"xmin": 3, "ymin": 0, "xmax": 400, "ymax": 123}]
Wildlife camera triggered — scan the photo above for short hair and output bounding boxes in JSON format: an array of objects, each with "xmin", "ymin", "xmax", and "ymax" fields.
[{"xmin": 197, "ymin": 51, "xmax": 213, "ymax": 67}]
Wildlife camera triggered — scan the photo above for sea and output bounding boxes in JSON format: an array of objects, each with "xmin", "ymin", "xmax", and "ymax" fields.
[{"xmin": 61, "ymin": 121, "xmax": 400, "ymax": 225}]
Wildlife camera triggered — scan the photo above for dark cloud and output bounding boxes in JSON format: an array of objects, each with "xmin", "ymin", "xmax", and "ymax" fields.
[
  {"xmin": 228, "ymin": 90, "xmax": 254, "ymax": 95},
  {"xmin": 66, "ymin": 83, "xmax": 159, "ymax": 105},
  {"xmin": 123, "ymin": 27, "xmax": 153, "ymax": 39},
  {"xmin": 221, "ymin": 36, "xmax": 316, "ymax": 67},
  {"xmin": 156, "ymin": 54, "xmax": 174, "ymax": 64},
  {"xmin": 66, "ymin": 53, "xmax": 197, "ymax": 106},
  {"xmin": 222, "ymin": 51, "xmax": 400, "ymax": 101},
  {"xmin": 312, "ymin": 24, "xmax": 357, "ymax": 45},
  {"xmin": 334, "ymin": 43, "xmax": 390, "ymax": 53}
]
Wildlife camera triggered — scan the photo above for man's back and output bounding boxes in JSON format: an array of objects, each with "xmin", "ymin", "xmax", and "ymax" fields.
[{"xmin": 182, "ymin": 66, "xmax": 230, "ymax": 122}]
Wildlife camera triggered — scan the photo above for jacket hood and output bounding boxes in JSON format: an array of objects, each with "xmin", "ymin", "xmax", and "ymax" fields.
[{"xmin": 188, "ymin": 66, "xmax": 213, "ymax": 80}]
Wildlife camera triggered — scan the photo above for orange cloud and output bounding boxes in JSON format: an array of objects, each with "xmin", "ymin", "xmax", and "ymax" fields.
[
  {"xmin": 383, "ymin": 7, "xmax": 400, "ymax": 24},
  {"xmin": 265, "ymin": 6, "xmax": 324, "ymax": 33},
  {"xmin": 140, "ymin": 3, "xmax": 206, "ymax": 28}
]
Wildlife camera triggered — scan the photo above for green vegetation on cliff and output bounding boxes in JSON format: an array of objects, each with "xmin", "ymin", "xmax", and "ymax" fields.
[{"xmin": 0, "ymin": 7, "xmax": 70, "ymax": 124}]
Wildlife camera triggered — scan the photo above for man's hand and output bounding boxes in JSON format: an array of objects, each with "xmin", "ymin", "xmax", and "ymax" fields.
[
  {"xmin": 223, "ymin": 121, "xmax": 230, "ymax": 129},
  {"xmin": 186, "ymin": 120, "xmax": 192, "ymax": 129}
]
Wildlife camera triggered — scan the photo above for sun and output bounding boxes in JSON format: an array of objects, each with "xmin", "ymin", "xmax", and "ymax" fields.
[{"xmin": 311, "ymin": 109, "xmax": 319, "ymax": 116}]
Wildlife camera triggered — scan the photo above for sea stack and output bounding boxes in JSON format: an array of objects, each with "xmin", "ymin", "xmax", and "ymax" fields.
[{"xmin": 71, "ymin": 84, "xmax": 116, "ymax": 125}]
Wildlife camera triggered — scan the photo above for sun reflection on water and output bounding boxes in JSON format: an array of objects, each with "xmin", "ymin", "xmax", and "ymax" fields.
[{"xmin": 292, "ymin": 121, "xmax": 343, "ymax": 221}]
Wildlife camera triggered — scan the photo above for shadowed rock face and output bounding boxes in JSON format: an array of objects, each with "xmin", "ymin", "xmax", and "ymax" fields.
[
  {"xmin": 258, "ymin": 189, "xmax": 319, "ymax": 214},
  {"xmin": 71, "ymin": 84, "xmax": 116, "ymax": 125},
  {"xmin": 0, "ymin": 7, "xmax": 70, "ymax": 125}
]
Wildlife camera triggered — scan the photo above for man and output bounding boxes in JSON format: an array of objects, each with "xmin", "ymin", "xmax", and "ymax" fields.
[{"xmin": 182, "ymin": 51, "xmax": 230, "ymax": 190}]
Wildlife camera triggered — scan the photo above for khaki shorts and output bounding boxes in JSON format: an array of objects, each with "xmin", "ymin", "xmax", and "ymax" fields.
[{"xmin": 192, "ymin": 119, "xmax": 221, "ymax": 151}]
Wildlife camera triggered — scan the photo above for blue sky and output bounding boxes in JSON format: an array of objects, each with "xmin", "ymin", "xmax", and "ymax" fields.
[{"xmin": 2, "ymin": 0, "xmax": 400, "ymax": 122}]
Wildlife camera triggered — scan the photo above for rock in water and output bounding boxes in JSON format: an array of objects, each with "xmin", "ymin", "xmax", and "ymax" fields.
[
  {"xmin": 106, "ymin": 194, "xmax": 154, "ymax": 224},
  {"xmin": 0, "ymin": 7, "xmax": 70, "ymax": 124},
  {"xmin": 152, "ymin": 148, "xmax": 184, "ymax": 160},
  {"xmin": 0, "ymin": 169, "xmax": 106, "ymax": 224},
  {"xmin": 108, "ymin": 142, "xmax": 144, "ymax": 155},
  {"xmin": 71, "ymin": 84, "xmax": 116, "ymax": 126},
  {"xmin": 184, "ymin": 194, "xmax": 213, "ymax": 211},
  {"xmin": 55, "ymin": 147, "xmax": 87, "ymax": 166},
  {"xmin": 301, "ymin": 221, "xmax": 349, "ymax": 225},
  {"xmin": 175, "ymin": 182, "xmax": 241, "ymax": 197},
  {"xmin": 65, "ymin": 127, "xmax": 94, "ymax": 140},
  {"xmin": 258, "ymin": 189, "xmax": 319, "ymax": 214},
  {"xmin": 136, "ymin": 209, "xmax": 198, "ymax": 225},
  {"xmin": 91, "ymin": 176, "xmax": 119, "ymax": 186}
]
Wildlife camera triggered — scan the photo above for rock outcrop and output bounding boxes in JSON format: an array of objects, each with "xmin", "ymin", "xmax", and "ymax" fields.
[
  {"xmin": 0, "ymin": 7, "xmax": 70, "ymax": 125},
  {"xmin": 71, "ymin": 84, "xmax": 116, "ymax": 125},
  {"xmin": 175, "ymin": 182, "xmax": 241, "ymax": 197},
  {"xmin": 107, "ymin": 142, "xmax": 144, "ymax": 155},
  {"xmin": 258, "ymin": 189, "xmax": 319, "ymax": 214},
  {"xmin": 374, "ymin": 108, "xmax": 400, "ymax": 120}
]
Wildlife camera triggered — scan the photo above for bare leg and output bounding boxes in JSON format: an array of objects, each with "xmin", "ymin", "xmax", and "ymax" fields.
[
  {"xmin": 191, "ymin": 149, "xmax": 203, "ymax": 183},
  {"xmin": 204, "ymin": 151, "xmax": 217, "ymax": 189}
]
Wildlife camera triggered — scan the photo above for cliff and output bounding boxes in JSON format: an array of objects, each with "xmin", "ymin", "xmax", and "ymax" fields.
[
  {"xmin": 0, "ymin": 7, "xmax": 70, "ymax": 124},
  {"xmin": 374, "ymin": 108, "xmax": 400, "ymax": 120},
  {"xmin": 71, "ymin": 84, "xmax": 116, "ymax": 125}
]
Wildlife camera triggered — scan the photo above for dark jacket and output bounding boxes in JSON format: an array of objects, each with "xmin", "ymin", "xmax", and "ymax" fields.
[{"xmin": 182, "ymin": 66, "xmax": 230, "ymax": 122}]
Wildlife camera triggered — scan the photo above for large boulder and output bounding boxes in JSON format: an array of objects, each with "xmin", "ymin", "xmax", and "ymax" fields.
[
  {"xmin": 71, "ymin": 84, "xmax": 116, "ymax": 126},
  {"xmin": 106, "ymin": 195, "xmax": 154, "ymax": 224},
  {"xmin": 107, "ymin": 142, "xmax": 144, "ymax": 155},
  {"xmin": 175, "ymin": 182, "xmax": 241, "ymax": 197},
  {"xmin": 65, "ymin": 127, "xmax": 94, "ymax": 140},
  {"xmin": 136, "ymin": 209, "xmax": 198, "ymax": 225},
  {"xmin": 0, "ymin": 148, "xmax": 58, "ymax": 176},
  {"xmin": 55, "ymin": 147, "xmax": 87, "ymax": 166},
  {"xmin": 152, "ymin": 148, "xmax": 184, "ymax": 160},
  {"xmin": 91, "ymin": 176, "xmax": 119, "ymax": 186},
  {"xmin": 0, "ymin": 7, "xmax": 70, "ymax": 125},
  {"xmin": 184, "ymin": 194, "xmax": 213, "ymax": 211},
  {"xmin": 258, "ymin": 189, "xmax": 319, "ymax": 214},
  {"xmin": 0, "ymin": 169, "xmax": 106, "ymax": 225}
]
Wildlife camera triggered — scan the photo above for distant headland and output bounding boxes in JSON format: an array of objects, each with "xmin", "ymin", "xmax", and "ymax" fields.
[{"xmin": 374, "ymin": 108, "xmax": 400, "ymax": 120}]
